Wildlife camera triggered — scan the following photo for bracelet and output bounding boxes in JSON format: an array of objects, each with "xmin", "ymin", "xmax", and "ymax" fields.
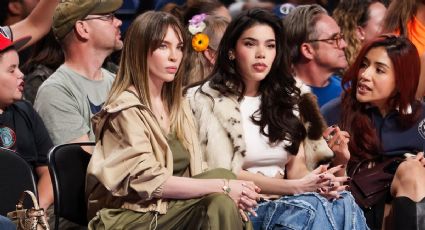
[{"xmin": 222, "ymin": 179, "xmax": 231, "ymax": 195}]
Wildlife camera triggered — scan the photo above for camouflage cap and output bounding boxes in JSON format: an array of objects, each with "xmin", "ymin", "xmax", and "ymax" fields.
[{"xmin": 52, "ymin": 0, "xmax": 123, "ymax": 40}]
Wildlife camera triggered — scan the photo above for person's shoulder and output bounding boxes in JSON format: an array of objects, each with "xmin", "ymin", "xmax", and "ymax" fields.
[
  {"xmin": 12, "ymin": 100, "xmax": 34, "ymax": 112},
  {"xmin": 186, "ymin": 85, "xmax": 200, "ymax": 98},
  {"xmin": 330, "ymin": 74, "xmax": 342, "ymax": 81},
  {"xmin": 329, "ymin": 75, "xmax": 342, "ymax": 85},
  {"xmin": 39, "ymin": 65, "xmax": 67, "ymax": 84},
  {"xmin": 198, "ymin": 82, "xmax": 221, "ymax": 97},
  {"xmin": 37, "ymin": 65, "xmax": 78, "ymax": 91},
  {"xmin": 101, "ymin": 68, "xmax": 116, "ymax": 81},
  {"xmin": 320, "ymin": 97, "xmax": 342, "ymax": 125},
  {"xmin": 190, "ymin": 82, "xmax": 225, "ymax": 103},
  {"xmin": 10, "ymin": 100, "xmax": 38, "ymax": 120},
  {"xmin": 321, "ymin": 97, "xmax": 341, "ymax": 113},
  {"xmin": 104, "ymin": 90, "xmax": 146, "ymax": 114}
]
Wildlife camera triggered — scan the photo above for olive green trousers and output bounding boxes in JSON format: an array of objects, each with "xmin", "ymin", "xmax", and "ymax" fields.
[{"xmin": 88, "ymin": 168, "xmax": 253, "ymax": 230}]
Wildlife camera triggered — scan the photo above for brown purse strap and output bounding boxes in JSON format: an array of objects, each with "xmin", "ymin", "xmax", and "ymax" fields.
[
  {"xmin": 350, "ymin": 157, "xmax": 380, "ymax": 177},
  {"xmin": 350, "ymin": 156, "xmax": 405, "ymax": 177},
  {"xmin": 16, "ymin": 190, "xmax": 40, "ymax": 210}
]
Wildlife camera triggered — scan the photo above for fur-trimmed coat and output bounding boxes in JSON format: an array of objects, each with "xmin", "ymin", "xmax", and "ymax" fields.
[
  {"xmin": 188, "ymin": 83, "xmax": 333, "ymax": 174},
  {"xmin": 188, "ymin": 84, "xmax": 246, "ymax": 173}
]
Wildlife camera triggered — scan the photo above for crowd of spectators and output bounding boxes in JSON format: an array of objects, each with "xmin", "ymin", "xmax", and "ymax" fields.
[{"xmin": 0, "ymin": 0, "xmax": 424, "ymax": 229}]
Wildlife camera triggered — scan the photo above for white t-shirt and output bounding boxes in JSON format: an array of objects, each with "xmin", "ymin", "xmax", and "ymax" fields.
[{"xmin": 240, "ymin": 96, "xmax": 289, "ymax": 178}]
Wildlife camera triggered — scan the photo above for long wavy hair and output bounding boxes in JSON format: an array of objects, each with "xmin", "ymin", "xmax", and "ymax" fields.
[
  {"xmin": 197, "ymin": 9, "xmax": 306, "ymax": 155},
  {"xmin": 382, "ymin": 0, "xmax": 420, "ymax": 36},
  {"xmin": 341, "ymin": 35, "xmax": 422, "ymax": 161},
  {"xmin": 333, "ymin": 0, "xmax": 382, "ymax": 65},
  {"xmin": 105, "ymin": 11, "xmax": 190, "ymax": 148}
]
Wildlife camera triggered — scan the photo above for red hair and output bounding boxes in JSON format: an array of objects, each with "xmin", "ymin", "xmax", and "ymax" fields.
[{"xmin": 341, "ymin": 35, "xmax": 422, "ymax": 161}]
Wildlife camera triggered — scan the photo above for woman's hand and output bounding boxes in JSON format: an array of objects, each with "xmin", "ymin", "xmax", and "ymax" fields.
[
  {"xmin": 226, "ymin": 180, "xmax": 261, "ymax": 220},
  {"xmin": 298, "ymin": 164, "xmax": 349, "ymax": 197},
  {"xmin": 316, "ymin": 165, "xmax": 350, "ymax": 200},
  {"xmin": 323, "ymin": 125, "xmax": 350, "ymax": 165},
  {"xmin": 297, "ymin": 165, "xmax": 332, "ymax": 193}
]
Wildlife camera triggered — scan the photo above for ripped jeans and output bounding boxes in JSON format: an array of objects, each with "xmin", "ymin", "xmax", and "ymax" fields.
[{"xmin": 250, "ymin": 191, "xmax": 369, "ymax": 230}]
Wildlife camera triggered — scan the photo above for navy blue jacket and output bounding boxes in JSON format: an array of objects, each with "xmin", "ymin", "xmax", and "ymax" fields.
[{"xmin": 321, "ymin": 98, "xmax": 425, "ymax": 156}]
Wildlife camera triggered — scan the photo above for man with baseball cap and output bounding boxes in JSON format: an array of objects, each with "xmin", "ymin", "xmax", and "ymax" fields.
[{"xmin": 34, "ymin": 0, "xmax": 123, "ymax": 154}]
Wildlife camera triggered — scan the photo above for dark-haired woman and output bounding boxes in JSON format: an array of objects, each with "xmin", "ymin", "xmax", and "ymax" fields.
[
  {"xmin": 322, "ymin": 35, "xmax": 425, "ymax": 229},
  {"xmin": 189, "ymin": 9, "xmax": 368, "ymax": 230}
]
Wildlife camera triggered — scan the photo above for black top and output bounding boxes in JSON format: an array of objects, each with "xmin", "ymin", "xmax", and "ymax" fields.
[{"xmin": 0, "ymin": 100, "xmax": 53, "ymax": 167}]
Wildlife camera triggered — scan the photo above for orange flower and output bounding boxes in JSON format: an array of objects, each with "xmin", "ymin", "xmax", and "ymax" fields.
[{"xmin": 192, "ymin": 33, "xmax": 209, "ymax": 52}]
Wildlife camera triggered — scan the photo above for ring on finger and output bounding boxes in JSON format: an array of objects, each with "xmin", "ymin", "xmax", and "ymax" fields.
[
  {"xmin": 325, "ymin": 134, "xmax": 333, "ymax": 142},
  {"xmin": 335, "ymin": 139, "xmax": 341, "ymax": 145}
]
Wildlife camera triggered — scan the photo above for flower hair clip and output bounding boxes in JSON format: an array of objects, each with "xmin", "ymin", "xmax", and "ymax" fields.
[{"xmin": 188, "ymin": 13, "xmax": 209, "ymax": 52}]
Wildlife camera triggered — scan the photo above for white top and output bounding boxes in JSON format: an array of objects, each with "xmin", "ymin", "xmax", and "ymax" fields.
[{"xmin": 240, "ymin": 96, "xmax": 289, "ymax": 178}]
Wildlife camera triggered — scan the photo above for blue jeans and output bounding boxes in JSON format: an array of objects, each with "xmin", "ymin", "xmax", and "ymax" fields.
[
  {"xmin": 0, "ymin": 215, "xmax": 15, "ymax": 230},
  {"xmin": 250, "ymin": 191, "xmax": 369, "ymax": 230}
]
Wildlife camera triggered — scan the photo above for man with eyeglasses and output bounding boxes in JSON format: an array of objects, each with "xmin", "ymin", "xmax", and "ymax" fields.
[
  {"xmin": 283, "ymin": 4, "xmax": 348, "ymax": 107},
  {"xmin": 35, "ymin": 0, "xmax": 123, "ymax": 156}
]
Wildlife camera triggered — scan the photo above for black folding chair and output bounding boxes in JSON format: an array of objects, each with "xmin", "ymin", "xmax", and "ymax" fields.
[
  {"xmin": 0, "ymin": 147, "xmax": 38, "ymax": 216},
  {"xmin": 48, "ymin": 142, "xmax": 94, "ymax": 230}
]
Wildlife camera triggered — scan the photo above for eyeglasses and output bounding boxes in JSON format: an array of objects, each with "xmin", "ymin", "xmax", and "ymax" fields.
[
  {"xmin": 307, "ymin": 33, "xmax": 345, "ymax": 48},
  {"xmin": 82, "ymin": 13, "xmax": 115, "ymax": 22}
]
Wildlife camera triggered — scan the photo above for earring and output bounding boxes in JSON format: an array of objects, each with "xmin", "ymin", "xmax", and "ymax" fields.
[{"xmin": 228, "ymin": 51, "xmax": 235, "ymax": 60}]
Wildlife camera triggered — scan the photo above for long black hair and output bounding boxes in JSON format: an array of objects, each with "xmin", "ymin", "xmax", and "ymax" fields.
[{"xmin": 198, "ymin": 9, "xmax": 306, "ymax": 155}]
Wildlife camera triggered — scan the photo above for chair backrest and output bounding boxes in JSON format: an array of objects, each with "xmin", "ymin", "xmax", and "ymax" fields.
[
  {"xmin": 0, "ymin": 147, "xmax": 38, "ymax": 216},
  {"xmin": 48, "ymin": 142, "xmax": 93, "ymax": 229}
]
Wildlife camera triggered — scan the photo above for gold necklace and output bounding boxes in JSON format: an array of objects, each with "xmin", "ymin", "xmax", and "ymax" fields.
[
  {"xmin": 153, "ymin": 108, "xmax": 165, "ymax": 120},
  {"xmin": 152, "ymin": 103, "xmax": 167, "ymax": 121}
]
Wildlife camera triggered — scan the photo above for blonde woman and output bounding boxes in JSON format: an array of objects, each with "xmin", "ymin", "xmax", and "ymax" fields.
[
  {"xmin": 86, "ymin": 11, "xmax": 259, "ymax": 230},
  {"xmin": 183, "ymin": 15, "xmax": 229, "ymax": 86},
  {"xmin": 333, "ymin": 0, "xmax": 387, "ymax": 65}
]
